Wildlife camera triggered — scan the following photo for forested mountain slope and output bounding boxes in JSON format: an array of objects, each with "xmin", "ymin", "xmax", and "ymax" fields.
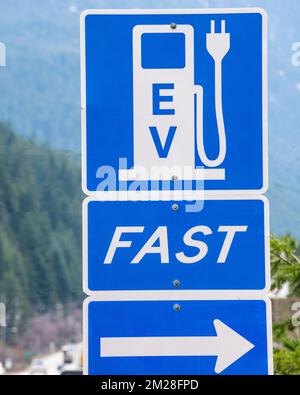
[{"xmin": 0, "ymin": 123, "xmax": 81, "ymax": 339}]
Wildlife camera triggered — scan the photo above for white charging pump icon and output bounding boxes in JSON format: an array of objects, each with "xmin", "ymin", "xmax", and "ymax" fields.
[{"xmin": 119, "ymin": 20, "xmax": 230, "ymax": 181}]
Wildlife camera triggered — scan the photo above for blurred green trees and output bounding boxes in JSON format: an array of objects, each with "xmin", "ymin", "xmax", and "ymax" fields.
[
  {"xmin": 271, "ymin": 235, "xmax": 300, "ymax": 374},
  {"xmin": 0, "ymin": 123, "xmax": 81, "ymax": 343}
]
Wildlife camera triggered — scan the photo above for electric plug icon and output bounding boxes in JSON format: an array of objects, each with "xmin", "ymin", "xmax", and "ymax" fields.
[{"xmin": 206, "ymin": 20, "xmax": 230, "ymax": 63}]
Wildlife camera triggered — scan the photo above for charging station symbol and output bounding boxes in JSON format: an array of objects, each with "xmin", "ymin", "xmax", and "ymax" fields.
[{"xmin": 119, "ymin": 21, "xmax": 230, "ymax": 182}]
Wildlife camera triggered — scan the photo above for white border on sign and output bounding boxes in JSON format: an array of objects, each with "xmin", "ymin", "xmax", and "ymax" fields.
[
  {"xmin": 82, "ymin": 195, "xmax": 271, "ymax": 297},
  {"xmin": 83, "ymin": 295, "xmax": 273, "ymax": 375},
  {"xmin": 80, "ymin": 8, "xmax": 268, "ymax": 197}
]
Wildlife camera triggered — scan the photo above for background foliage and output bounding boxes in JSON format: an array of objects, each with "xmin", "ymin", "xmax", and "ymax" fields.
[
  {"xmin": 271, "ymin": 236, "xmax": 300, "ymax": 374},
  {"xmin": 0, "ymin": 123, "xmax": 82, "ymax": 343}
]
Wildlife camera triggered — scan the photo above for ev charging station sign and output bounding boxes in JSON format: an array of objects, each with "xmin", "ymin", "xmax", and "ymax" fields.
[
  {"xmin": 81, "ymin": 8, "xmax": 272, "ymax": 376},
  {"xmin": 81, "ymin": 8, "xmax": 267, "ymax": 195}
]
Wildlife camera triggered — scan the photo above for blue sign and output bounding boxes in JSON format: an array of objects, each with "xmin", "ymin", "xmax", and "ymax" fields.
[
  {"xmin": 81, "ymin": 9, "xmax": 267, "ymax": 195},
  {"xmin": 84, "ymin": 299, "xmax": 272, "ymax": 375},
  {"xmin": 83, "ymin": 197, "xmax": 269, "ymax": 293}
]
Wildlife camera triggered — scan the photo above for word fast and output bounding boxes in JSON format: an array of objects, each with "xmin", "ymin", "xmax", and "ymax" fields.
[{"xmin": 104, "ymin": 225, "xmax": 248, "ymax": 264}]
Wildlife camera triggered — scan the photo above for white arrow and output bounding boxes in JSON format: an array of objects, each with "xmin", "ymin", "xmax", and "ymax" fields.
[{"xmin": 100, "ymin": 319, "xmax": 255, "ymax": 374}]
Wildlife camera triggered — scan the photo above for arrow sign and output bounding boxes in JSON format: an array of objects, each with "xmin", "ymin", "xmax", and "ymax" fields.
[{"xmin": 100, "ymin": 319, "xmax": 255, "ymax": 374}]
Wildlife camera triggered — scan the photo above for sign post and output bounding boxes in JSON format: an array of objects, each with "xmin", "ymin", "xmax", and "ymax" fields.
[{"xmin": 81, "ymin": 8, "xmax": 272, "ymax": 375}]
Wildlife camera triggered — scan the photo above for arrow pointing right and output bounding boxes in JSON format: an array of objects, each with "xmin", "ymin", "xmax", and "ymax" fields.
[
  {"xmin": 213, "ymin": 319, "xmax": 255, "ymax": 373},
  {"xmin": 100, "ymin": 319, "xmax": 255, "ymax": 374}
]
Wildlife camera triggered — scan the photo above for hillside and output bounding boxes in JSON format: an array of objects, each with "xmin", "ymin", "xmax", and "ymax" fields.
[
  {"xmin": 0, "ymin": 0, "xmax": 299, "ymax": 238},
  {"xmin": 0, "ymin": 123, "xmax": 81, "ymax": 342}
]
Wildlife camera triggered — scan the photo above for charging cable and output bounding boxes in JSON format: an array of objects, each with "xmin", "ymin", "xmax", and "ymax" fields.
[{"xmin": 197, "ymin": 20, "xmax": 230, "ymax": 168}]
